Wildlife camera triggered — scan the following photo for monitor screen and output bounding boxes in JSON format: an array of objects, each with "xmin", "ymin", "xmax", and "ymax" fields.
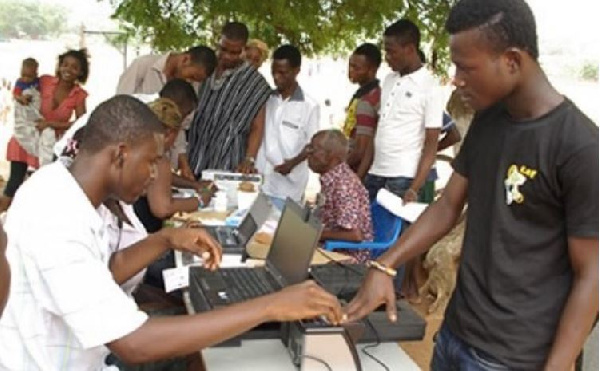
[
  {"xmin": 266, "ymin": 199, "xmax": 322, "ymax": 286},
  {"xmin": 237, "ymin": 193, "xmax": 271, "ymax": 242},
  {"xmin": 236, "ymin": 215, "xmax": 257, "ymax": 242}
]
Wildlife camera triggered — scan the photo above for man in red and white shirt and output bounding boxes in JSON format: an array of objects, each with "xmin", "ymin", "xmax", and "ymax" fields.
[{"xmin": 307, "ymin": 130, "xmax": 373, "ymax": 263}]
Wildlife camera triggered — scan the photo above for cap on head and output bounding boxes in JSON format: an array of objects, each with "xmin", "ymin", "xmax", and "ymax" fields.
[
  {"xmin": 79, "ymin": 95, "xmax": 164, "ymax": 154},
  {"xmin": 148, "ymin": 98, "xmax": 182, "ymax": 130},
  {"xmin": 247, "ymin": 39, "xmax": 270, "ymax": 64}
]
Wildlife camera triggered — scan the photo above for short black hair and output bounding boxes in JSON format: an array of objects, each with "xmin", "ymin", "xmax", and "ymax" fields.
[
  {"xmin": 272, "ymin": 44, "xmax": 301, "ymax": 68},
  {"xmin": 384, "ymin": 19, "xmax": 420, "ymax": 47},
  {"xmin": 79, "ymin": 95, "xmax": 164, "ymax": 154},
  {"xmin": 187, "ymin": 46, "xmax": 217, "ymax": 75},
  {"xmin": 445, "ymin": 0, "xmax": 539, "ymax": 60},
  {"xmin": 22, "ymin": 58, "xmax": 38, "ymax": 69},
  {"xmin": 58, "ymin": 49, "xmax": 90, "ymax": 84},
  {"xmin": 222, "ymin": 22, "xmax": 249, "ymax": 43},
  {"xmin": 353, "ymin": 43, "xmax": 381, "ymax": 68},
  {"xmin": 160, "ymin": 78, "xmax": 198, "ymax": 106}
]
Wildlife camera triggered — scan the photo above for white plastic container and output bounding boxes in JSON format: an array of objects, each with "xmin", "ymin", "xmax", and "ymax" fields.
[
  {"xmin": 214, "ymin": 191, "xmax": 228, "ymax": 212},
  {"xmin": 237, "ymin": 190, "xmax": 258, "ymax": 211}
]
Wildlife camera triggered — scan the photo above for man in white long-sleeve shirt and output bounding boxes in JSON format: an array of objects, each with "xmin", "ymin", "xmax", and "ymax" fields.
[{"xmin": 256, "ymin": 45, "xmax": 320, "ymax": 209}]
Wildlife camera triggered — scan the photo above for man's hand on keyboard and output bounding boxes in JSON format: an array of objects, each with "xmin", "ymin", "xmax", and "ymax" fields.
[
  {"xmin": 264, "ymin": 281, "xmax": 345, "ymax": 325},
  {"xmin": 164, "ymin": 228, "xmax": 222, "ymax": 271},
  {"xmin": 344, "ymin": 268, "xmax": 397, "ymax": 323}
]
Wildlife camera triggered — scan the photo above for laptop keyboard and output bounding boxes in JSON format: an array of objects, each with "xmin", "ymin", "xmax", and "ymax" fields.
[
  {"xmin": 225, "ymin": 268, "xmax": 273, "ymax": 301},
  {"xmin": 195, "ymin": 268, "xmax": 274, "ymax": 306}
]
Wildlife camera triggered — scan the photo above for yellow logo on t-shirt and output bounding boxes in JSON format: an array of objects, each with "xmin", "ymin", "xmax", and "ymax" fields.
[
  {"xmin": 504, "ymin": 164, "xmax": 537, "ymax": 205},
  {"xmin": 342, "ymin": 98, "xmax": 359, "ymax": 138}
]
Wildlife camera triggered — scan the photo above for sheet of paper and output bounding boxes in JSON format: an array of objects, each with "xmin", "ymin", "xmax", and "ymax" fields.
[
  {"xmin": 220, "ymin": 254, "xmax": 246, "ymax": 268},
  {"xmin": 376, "ymin": 188, "xmax": 429, "ymax": 223},
  {"xmin": 201, "ymin": 219, "xmax": 227, "ymax": 226},
  {"xmin": 162, "ymin": 266, "xmax": 189, "ymax": 293},
  {"xmin": 189, "ymin": 253, "xmax": 245, "ymax": 268},
  {"xmin": 259, "ymin": 220, "xmax": 278, "ymax": 234}
]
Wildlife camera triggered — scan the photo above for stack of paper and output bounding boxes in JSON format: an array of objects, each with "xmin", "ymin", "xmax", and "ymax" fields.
[{"xmin": 376, "ymin": 188, "xmax": 429, "ymax": 223}]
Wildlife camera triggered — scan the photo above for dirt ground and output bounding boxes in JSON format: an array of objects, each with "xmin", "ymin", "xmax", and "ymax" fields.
[{"xmin": 399, "ymin": 299, "xmax": 445, "ymax": 369}]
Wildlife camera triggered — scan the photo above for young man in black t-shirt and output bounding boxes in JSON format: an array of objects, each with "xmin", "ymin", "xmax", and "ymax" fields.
[{"xmin": 344, "ymin": 0, "xmax": 599, "ymax": 370}]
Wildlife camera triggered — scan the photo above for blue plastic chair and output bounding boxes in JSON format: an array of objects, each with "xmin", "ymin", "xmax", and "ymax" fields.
[{"xmin": 323, "ymin": 200, "xmax": 403, "ymax": 259}]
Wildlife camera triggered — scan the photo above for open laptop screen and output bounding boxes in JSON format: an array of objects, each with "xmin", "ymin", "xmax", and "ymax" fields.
[
  {"xmin": 236, "ymin": 193, "xmax": 271, "ymax": 242},
  {"xmin": 266, "ymin": 199, "xmax": 323, "ymax": 286},
  {"xmin": 237, "ymin": 214, "xmax": 257, "ymax": 242}
]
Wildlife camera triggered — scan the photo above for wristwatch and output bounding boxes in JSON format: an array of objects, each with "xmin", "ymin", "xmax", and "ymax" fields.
[{"xmin": 245, "ymin": 156, "xmax": 255, "ymax": 164}]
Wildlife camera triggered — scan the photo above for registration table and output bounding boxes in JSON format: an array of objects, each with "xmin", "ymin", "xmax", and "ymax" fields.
[{"xmin": 173, "ymin": 209, "xmax": 421, "ymax": 370}]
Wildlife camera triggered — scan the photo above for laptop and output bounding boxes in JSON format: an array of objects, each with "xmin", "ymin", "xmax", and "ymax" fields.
[
  {"xmin": 190, "ymin": 198, "xmax": 323, "ymax": 310},
  {"xmin": 203, "ymin": 192, "xmax": 271, "ymax": 254}
]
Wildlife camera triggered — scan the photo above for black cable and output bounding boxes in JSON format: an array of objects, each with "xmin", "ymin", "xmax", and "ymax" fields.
[
  {"xmin": 360, "ymin": 317, "xmax": 390, "ymax": 371},
  {"xmin": 300, "ymin": 354, "xmax": 334, "ymax": 371},
  {"xmin": 315, "ymin": 249, "xmax": 390, "ymax": 370}
]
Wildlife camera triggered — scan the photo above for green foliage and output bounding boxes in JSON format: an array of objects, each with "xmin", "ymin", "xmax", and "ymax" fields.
[
  {"xmin": 106, "ymin": 0, "xmax": 455, "ymax": 76},
  {"xmin": 580, "ymin": 60, "xmax": 599, "ymax": 82},
  {"xmin": 0, "ymin": 0, "xmax": 67, "ymax": 39}
]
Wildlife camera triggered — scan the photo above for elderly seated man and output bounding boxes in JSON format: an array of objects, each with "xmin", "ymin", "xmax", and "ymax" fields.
[{"xmin": 307, "ymin": 129, "xmax": 373, "ymax": 263}]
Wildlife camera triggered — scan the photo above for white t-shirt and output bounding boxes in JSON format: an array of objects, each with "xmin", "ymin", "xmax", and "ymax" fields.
[
  {"xmin": 369, "ymin": 67, "xmax": 444, "ymax": 178},
  {"xmin": 115, "ymin": 55, "xmax": 189, "ymax": 166},
  {"xmin": 116, "ymin": 54, "xmax": 169, "ymax": 95},
  {"xmin": 0, "ymin": 162, "xmax": 148, "ymax": 370},
  {"xmin": 256, "ymin": 87, "xmax": 320, "ymax": 201}
]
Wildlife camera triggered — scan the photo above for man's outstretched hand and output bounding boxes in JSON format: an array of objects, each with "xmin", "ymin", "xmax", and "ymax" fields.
[{"xmin": 343, "ymin": 269, "xmax": 398, "ymax": 323}]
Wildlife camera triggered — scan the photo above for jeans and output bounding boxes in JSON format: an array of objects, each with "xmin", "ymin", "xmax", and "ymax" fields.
[
  {"xmin": 364, "ymin": 174, "xmax": 413, "ymax": 291},
  {"xmin": 431, "ymin": 324, "xmax": 510, "ymax": 371},
  {"xmin": 364, "ymin": 174, "xmax": 413, "ymax": 203}
]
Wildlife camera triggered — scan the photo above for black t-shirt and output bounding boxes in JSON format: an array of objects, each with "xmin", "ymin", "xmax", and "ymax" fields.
[{"xmin": 446, "ymin": 99, "xmax": 598, "ymax": 369}]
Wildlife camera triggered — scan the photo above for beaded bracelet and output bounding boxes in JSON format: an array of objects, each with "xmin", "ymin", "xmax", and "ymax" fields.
[{"xmin": 366, "ymin": 260, "xmax": 397, "ymax": 278}]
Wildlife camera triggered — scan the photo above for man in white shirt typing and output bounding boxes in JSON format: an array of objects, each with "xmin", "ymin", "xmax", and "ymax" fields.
[
  {"xmin": 256, "ymin": 44, "xmax": 320, "ymax": 209},
  {"xmin": 0, "ymin": 95, "xmax": 342, "ymax": 370}
]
